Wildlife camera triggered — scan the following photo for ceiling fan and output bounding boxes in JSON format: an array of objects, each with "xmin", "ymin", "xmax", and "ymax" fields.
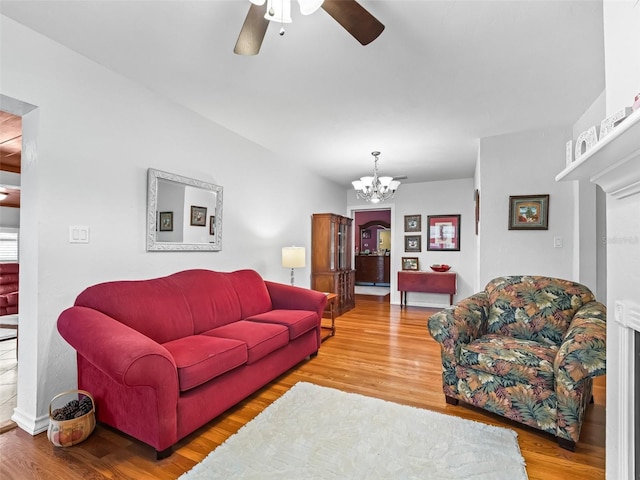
[{"xmin": 234, "ymin": 0, "xmax": 385, "ymax": 55}]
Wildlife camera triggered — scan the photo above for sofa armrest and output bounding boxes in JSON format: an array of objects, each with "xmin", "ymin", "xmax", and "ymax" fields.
[
  {"xmin": 265, "ymin": 281, "xmax": 328, "ymax": 321},
  {"xmin": 57, "ymin": 306, "xmax": 178, "ymax": 389},
  {"xmin": 427, "ymin": 292, "xmax": 489, "ymax": 358},
  {"xmin": 554, "ymin": 301, "xmax": 607, "ymax": 385}
]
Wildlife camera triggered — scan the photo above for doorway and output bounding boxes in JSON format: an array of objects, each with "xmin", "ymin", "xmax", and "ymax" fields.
[
  {"xmin": 0, "ymin": 110, "xmax": 21, "ymax": 431},
  {"xmin": 352, "ymin": 208, "xmax": 392, "ymax": 298}
]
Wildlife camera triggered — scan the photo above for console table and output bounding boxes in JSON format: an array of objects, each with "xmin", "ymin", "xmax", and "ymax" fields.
[{"xmin": 398, "ymin": 271, "xmax": 457, "ymax": 306}]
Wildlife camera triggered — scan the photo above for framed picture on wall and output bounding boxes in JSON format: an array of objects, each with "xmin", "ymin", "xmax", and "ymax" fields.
[
  {"xmin": 427, "ymin": 214, "xmax": 461, "ymax": 251},
  {"xmin": 190, "ymin": 206, "xmax": 207, "ymax": 226},
  {"xmin": 158, "ymin": 211, "xmax": 173, "ymax": 232},
  {"xmin": 508, "ymin": 194, "xmax": 549, "ymax": 230},
  {"xmin": 362, "ymin": 229, "xmax": 371, "ymax": 239},
  {"xmin": 404, "ymin": 214, "xmax": 421, "ymax": 232},
  {"xmin": 402, "ymin": 257, "xmax": 419, "ymax": 270},
  {"xmin": 404, "ymin": 235, "xmax": 421, "ymax": 252}
]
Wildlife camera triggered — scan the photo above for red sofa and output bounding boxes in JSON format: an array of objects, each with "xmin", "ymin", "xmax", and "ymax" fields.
[
  {"xmin": 57, "ymin": 269, "xmax": 327, "ymax": 458},
  {"xmin": 0, "ymin": 263, "xmax": 19, "ymax": 316}
]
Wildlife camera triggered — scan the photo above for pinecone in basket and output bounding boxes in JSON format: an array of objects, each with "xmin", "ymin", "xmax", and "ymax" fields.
[{"xmin": 51, "ymin": 396, "xmax": 92, "ymax": 421}]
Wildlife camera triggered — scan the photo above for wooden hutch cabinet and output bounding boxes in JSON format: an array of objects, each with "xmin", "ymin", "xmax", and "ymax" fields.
[{"xmin": 311, "ymin": 213, "xmax": 355, "ymax": 316}]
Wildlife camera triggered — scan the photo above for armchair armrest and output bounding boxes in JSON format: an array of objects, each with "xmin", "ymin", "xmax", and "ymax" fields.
[
  {"xmin": 428, "ymin": 292, "xmax": 489, "ymax": 358},
  {"xmin": 57, "ymin": 306, "xmax": 178, "ymax": 390},
  {"xmin": 265, "ymin": 281, "xmax": 328, "ymax": 321},
  {"xmin": 555, "ymin": 301, "xmax": 607, "ymax": 384}
]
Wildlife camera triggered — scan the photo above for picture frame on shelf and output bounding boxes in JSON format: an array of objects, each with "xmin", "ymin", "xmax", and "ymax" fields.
[
  {"xmin": 427, "ymin": 214, "xmax": 461, "ymax": 251},
  {"xmin": 404, "ymin": 235, "xmax": 421, "ymax": 252},
  {"xmin": 404, "ymin": 214, "xmax": 421, "ymax": 233},
  {"xmin": 158, "ymin": 211, "xmax": 173, "ymax": 232},
  {"xmin": 508, "ymin": 194, "xmax": 549, "ymax": 230},
  {"xmin": 402, "ymin": 257, "xmax": 419, "ymax": 271},
  {"xmin": 190, "ymin": 206, "xmax": 207, "ymax": 226}
]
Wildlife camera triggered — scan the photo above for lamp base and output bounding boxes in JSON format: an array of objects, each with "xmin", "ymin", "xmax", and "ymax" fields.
[{"xmin": 290, "ymin": 268, "xmax": 295, "ymax": 286}]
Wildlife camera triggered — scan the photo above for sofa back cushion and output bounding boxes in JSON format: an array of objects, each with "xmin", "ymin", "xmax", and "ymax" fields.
[
  {"xmin": 228, "ymin": 269, "xmax": 273, "ymax": 318},
  {"xmin": 166, "ymin": 269, "xmax": 243, "ymax": 333},
  {"xmin": 75, "ymin": 277, "xmax": 194, "ymax": 344},
  {"xmin": 485, "ymin": 276, "xmax": 595, "ymax": 346}
]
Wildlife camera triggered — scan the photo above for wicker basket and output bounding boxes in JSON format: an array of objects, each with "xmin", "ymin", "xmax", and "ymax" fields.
[{"xmin": 47, "ymin": 389, "xmax": 96, "ymax": 447}]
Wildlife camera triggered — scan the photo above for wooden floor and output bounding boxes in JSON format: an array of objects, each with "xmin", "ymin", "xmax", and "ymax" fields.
[{"xmin": 0, "ymin": 295, "xmax": 605, "ymax": 479}]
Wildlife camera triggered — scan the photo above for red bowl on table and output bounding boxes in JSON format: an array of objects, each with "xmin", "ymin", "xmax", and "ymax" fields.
[{"xmin": 430, "ymin": 264, "xmax": 451, "ymax": 272}]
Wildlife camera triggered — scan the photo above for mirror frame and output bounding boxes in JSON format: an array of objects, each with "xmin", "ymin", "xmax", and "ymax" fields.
[{"xmin": 146, "ymin": 168, "xmax": 223, "ymax": 251}]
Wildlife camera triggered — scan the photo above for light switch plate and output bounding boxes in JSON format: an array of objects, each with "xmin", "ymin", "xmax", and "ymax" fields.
[{"xmin": 69, "ymin": 226, "xmax": 89, "ymax": 244}]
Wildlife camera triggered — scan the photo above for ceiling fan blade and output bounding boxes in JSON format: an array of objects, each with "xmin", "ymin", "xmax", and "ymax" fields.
[
  {"xmin": 321, "ymin": 0, "xmax": 385, "ymax": 46},
  {"xmin": 234, "ymin": 3, "xmax": 270, "ymax": 55}
]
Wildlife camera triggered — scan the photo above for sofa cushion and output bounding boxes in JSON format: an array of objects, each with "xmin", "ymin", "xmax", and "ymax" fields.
[
  {"xmin": 459, "ymin": 334, "xmax": 558, "ymax": 391},
  {"xmin": 485, "ymin": 276, "xmax": 595, "ymax": 346},
  {"xmin": 245, "ymin": 310, "xmax": 318, "ymax": 340},
  {"xmin": 205, "ymin": 320, "xmax": 288, "ymax": 364},
  {"xmin": 166, "ymin": 270, "xmax": 243, "ymax": 332},
  {"xmin": 162, "ymin": 335, "xmax": 248, "ymax": 392},
  {"xmin": 75, "ymin": 277, "xmax": 195, "ymax": 344},
  {"xmin": 228, "ymin": 270, "xmax": 273, "ymax": 318}
]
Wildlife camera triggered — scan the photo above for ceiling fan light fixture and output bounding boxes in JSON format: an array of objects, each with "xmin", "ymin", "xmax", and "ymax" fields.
[
  {"xmin": 264, "ymin": 0, "xmax": 292, "ymax": 23},
  {"xmin": 297, "ymin": 0, "xmax": 324, "ymax": 15},
  {"xmin": 352, "ymin": 152, "xmax": 400, "ymax": 203}
]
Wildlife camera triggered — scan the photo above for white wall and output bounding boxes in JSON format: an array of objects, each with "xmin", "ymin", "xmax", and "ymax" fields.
[
  {"xmin": 478, "ymin": 127, "xmax": 580, "ymax": 288},
  {"xmin": 1, "ymin": 16, "xmax": 346, "ymax": 433},
  {"xmin": 348, "ymin": 177, "xmax": 476, "ymax": 307},
  {"xmin": 571, "ymin": 90, "xmax": 607, "ymax": 300},
  {"xmin": 602, "ymin": 1, "xmax": 640, "ymax": 479}
]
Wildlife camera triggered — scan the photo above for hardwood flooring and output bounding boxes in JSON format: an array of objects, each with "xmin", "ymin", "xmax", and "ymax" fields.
[{"xmin": 0, "ymin": 295, "xmax": 605, "ymax": 479}]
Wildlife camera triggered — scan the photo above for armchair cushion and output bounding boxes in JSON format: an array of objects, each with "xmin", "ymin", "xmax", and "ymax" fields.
[
  {"xmin": 485, "ymin": 276, "xmax": 595, "ymax": 346},
  {"xmin": 460, "ymin": 334, "xmax": 558, "ymax": 391}
]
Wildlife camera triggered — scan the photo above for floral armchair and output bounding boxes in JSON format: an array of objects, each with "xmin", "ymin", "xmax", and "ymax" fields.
[{"xmin": 427, "ymin": 276, "xmax": 606, "ymax": 451}]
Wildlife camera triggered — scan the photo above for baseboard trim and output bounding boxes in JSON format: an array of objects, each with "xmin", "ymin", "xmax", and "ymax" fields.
[{"xmin": 11, "ymin": 408, "xmax": 49, "ymax": 435}]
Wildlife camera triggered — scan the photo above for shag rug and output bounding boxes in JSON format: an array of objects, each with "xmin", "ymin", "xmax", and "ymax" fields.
[
  {"xmin": 354, "ymin": 286, "xmax": 391, "ymax": 296},
  {"xmin": 179, "ymin": 382, "xmax": 528, "ymax": 480}
]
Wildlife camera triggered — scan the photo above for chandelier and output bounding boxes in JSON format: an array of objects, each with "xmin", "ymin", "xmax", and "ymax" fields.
[{"xmin": 352, "ymin": 151, "xmax": 400, "ymax": 204}]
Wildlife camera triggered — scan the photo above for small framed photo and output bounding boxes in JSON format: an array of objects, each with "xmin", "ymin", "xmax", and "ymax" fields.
[
  {"xmin": 158, "ymin": 211, "xmax": 173, "ymax": 232},
  {"xmin": 404, "ymin": 214, "xmax": 421, "ymax": 233},
  {"xmin": 190, "ymin": 206, "xmax": 207, "ymax": 226},
  {"xmin": 404, "ymin": 235, "xmax": 421, "ymax": 252},
  {"xmin": 361, "ymin": 229, "xmax": 371, "ymax": 239},
  {"xmin": 402, "ymin": 257, "xmax": 419, "ymax": 270},
  {"xmin": 427, "ymin": 214, "xmax": 461, "ymax": 251},
  {"xmin": 210, "ymin": 216, "xmax": 216, "ymax": 236},
  {"xmin": 508, "ymin": 195, "xmax": 549, "ymax": 230}
]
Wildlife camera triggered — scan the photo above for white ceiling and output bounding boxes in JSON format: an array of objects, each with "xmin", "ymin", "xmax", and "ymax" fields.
[{"xmin": 1, "ymin": 0, "xmax": 605, "ymax": 187}]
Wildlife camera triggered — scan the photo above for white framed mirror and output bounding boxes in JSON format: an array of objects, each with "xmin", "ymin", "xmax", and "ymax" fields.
[{"xmin": 146, "ymin": 168, "xmax": 223, "ymax": 251}]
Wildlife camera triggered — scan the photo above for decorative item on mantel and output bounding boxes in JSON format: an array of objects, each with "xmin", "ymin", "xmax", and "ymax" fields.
[
  {"xmin": 352, "ymin": 151, "xmax": 401, "ymax": 204},
  {"xmin": 566, "ymin": 105, "xmax": 635, "ymax": 166}
]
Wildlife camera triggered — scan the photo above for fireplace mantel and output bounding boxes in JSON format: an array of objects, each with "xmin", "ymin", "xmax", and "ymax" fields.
[
  {"xmin": 556, "ymin": 107, "xmax": 640, "ymax": 480},
  {"xmin": 556, "ymin": 109, "xmax": 640, "ymax": 199}
]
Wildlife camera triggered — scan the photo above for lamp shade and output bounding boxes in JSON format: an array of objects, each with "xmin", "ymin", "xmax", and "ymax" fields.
[{"xmin": 282, "ymin": 246, "xmax": 305, "ymax": 268}]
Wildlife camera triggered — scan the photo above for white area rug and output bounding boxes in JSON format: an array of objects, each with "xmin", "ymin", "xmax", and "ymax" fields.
[
  {"xmin": 354, "ymin": 286, "xmax": 390, "ymax": 296},
  {"xmin": 180, "ymin": 382, "xmax": 528, "ymax": 480}
]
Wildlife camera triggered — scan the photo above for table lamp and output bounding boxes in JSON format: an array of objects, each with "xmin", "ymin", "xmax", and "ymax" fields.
[{"xmin": 282, "ymin": 246, "xmax": 305, "ymax": 286}]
